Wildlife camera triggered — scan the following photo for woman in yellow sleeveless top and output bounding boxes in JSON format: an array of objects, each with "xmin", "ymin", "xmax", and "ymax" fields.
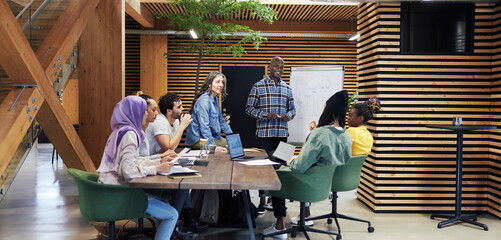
[
  {"xmin": 294, "ymin": 97, "xmax": 381, "ymax": 226},
  {"xmin": 346, "ymin": 97, "xmax": 381, "ymax": 156}
]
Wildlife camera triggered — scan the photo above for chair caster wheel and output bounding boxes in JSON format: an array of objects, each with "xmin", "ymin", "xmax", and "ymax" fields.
[
  {"xmin": 368, "ymin": 226, "xmax": 374, "ymax": 233},
  {"xmin": 327, "ymin": 218, "xmax": 333, "ymax": 224},
  {"xmin": 484, "ymin": 226, "xmax": 488, "ymax": 231},
  {"xmin": 291, "ymin": 231, "xmax": 296, "ymax": 238},
  {"xmin": 336, "ymin": 235, "xmax": 342, "ymax": 240},
  {"xmin": 430, "ymin": 216, "xmax": 434, "ymax": 219}
]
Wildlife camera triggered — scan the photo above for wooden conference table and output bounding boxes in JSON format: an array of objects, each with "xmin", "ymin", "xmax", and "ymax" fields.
[{"xmin": 129, "ymin": 150, "xmax": 282, "ymax": 240}]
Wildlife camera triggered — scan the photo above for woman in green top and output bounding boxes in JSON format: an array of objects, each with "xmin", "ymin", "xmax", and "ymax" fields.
[{"xmin": 262, "ymin": 90, "xmax": 352, "ymax": 239}]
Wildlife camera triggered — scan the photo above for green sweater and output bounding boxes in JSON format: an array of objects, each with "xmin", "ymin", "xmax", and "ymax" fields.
[{"xmin": 288, "ymin": 125, "xmax": 352, "ymax": 173}]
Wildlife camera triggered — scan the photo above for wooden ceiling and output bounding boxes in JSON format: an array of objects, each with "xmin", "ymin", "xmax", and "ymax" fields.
[{"xmin": 143, "ymin": 3, "xmax": 358, "ymax": 22}]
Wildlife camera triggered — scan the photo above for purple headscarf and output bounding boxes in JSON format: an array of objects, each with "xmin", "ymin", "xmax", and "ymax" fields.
[{"xmin": 104, "ymin": 96, "xmax": 147, "ymax": 168}]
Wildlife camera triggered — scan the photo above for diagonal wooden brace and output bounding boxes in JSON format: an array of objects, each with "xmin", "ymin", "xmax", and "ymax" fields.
[{"xmin": 0, "ymin": 0, "xmax": 99, "ymax": 173}]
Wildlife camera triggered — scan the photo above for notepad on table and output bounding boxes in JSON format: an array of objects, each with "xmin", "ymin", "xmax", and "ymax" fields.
[{"xmin": 159, "ymin": 166, "xmax": 198, "ymax": 176}]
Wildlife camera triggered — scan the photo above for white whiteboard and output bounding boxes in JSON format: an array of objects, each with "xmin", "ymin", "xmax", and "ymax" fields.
[{"xmin": 288, "ymin": 66, "xmax": 344, "ymax": 145}]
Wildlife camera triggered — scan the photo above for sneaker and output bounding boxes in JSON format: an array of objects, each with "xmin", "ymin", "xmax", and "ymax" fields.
[
  {"xmin": 257, "ymin": 203, "xmax": 266, "ymax": 215},
  {"xmin": 263, "ymin": 201, "xmax": 273, "ymax": 211},
  {"xmin": 262, "ymin": 225, "xmax": 288, "ymax": 239},
  {"xmin": 290, "ymin": 216, "xmax": 314, "ymax": 226}
]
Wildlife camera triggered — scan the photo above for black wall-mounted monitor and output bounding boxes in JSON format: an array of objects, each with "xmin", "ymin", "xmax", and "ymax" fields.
[{"xmin": 401, "ymin": 2, "xmax": 474, "ymax": 54}]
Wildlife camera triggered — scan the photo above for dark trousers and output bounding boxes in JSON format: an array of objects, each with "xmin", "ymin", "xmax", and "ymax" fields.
[
  {"xmin": 257, "ymin": 137, "xmax": 287, "ymax": 198},
  {"xmin": 272, "ymin": 196, "xmax": 287, "ymax": 218}
]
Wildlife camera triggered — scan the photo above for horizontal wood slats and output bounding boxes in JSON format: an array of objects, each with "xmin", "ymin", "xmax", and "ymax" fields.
[
  {"xmin": 124, "ymin": 28, "xmax": 357, "ymax": 146},
  {"xmin": 356, "ymin": 2, "xmax": 501, "ymax": 218},
  {"xmin": 143, "ymin": 3, "xmax": 357, "ymax": 23}
]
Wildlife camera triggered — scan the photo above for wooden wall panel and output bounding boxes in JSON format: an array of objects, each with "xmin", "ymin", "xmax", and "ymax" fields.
[
  {"xmin": 356, "ymin": 3, "xmax": 501, "ymax": 218},
  {"xmin": 80, "ymin": 0, "xmax": 125, "ymax": 167},
  {"xmin": 140, "ymin": 35, "xmax": 167, "ymax": 102}
]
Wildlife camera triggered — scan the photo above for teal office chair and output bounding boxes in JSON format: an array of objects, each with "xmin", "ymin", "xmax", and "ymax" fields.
[
  {"xmin": 309, "ymin": 155, "xmax": 374, "ymax": 236},
  {"xmin": 68, "ymin": 168, "xmax": 162, "ymax": 240},
  {"xmin": 263, "ymin": 165, "xmax": 339, "ymax": 240}
]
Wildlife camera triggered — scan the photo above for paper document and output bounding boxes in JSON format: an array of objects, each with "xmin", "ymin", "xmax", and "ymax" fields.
[
  {"xmin": 238, "ymin": 159, "xmax": 280, "ymax": 166},
  {"xmin": 273, "ymin": 141, "xmax": 296, "ymax": 162},
  {"xmin": 182, "ymin": 150, "xmax": 201, "ymax": 157},
  {"xmin": 159, "ymin": 166, "xmax": 198, "ymax": 176}
]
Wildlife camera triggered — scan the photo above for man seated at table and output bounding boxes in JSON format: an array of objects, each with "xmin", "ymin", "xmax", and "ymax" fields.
[{"xmin": 145, "ymin": 92, "xmax": 208, "ymax": 233}]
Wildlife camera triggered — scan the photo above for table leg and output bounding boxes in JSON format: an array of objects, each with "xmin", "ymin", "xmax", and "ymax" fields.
[
  {"xmin": 241, "ymin": 190, "xmax": 256, "ymax": 240},
  {"xmin": 430, "ymin": 130, "xmax": 488, "ymax": 231}
]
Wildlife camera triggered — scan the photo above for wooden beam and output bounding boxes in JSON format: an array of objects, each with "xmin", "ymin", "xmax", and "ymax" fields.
[
  {"xmin": 0, "ymin": 0, "xmax": 47, "ymax": 175},
  {"xmin": 155, "ymin": 19, "xmax": 355, "ymax": 33},
  {"xmin": 0, "ymin": 0, "xmax": 98, "ymax": 174},
  {"xmin": 126, "ymin": 0, "xmax": 155, "ymax": 28},
  {"xmin": 34, "ymin": 0, "xmax": 100, "ymax": 172},
  {"xmin": 140, "ymin": 35, "xmax": 167, "ymax": 102},
  {"xmin": 80, "ymin": 0, "xmax": 125, "ymax": 167},
  {"xmin": 0, "ymin": 88, "xmax": 43, "ymax": 176}
]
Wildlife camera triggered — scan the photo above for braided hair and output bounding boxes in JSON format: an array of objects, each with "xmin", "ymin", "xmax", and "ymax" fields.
[{"xmin": 353, "ymin": 97, "xmax": 381, "ymax": 124}]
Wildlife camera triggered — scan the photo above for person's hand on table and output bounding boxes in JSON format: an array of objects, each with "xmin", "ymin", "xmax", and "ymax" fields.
[
  {"xmin": 215, "ymin": 146, "xmax": 227, "ymax": 152},
  {"xmin": 160, "ymin": 155, "xmax": 175, "ymax": 163},
  {"xmin": 159, "ymin": 149, "xmax": 177, "ymax": 158},
  {"xmin": 156, "ymin": 162, "xmax": 174, "ymax": 174}
]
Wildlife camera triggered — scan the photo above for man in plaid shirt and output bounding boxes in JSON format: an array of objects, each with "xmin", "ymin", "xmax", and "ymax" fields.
[{"xmin": 245, "ymin": 56, "xmax": 296, "ymax": 214}]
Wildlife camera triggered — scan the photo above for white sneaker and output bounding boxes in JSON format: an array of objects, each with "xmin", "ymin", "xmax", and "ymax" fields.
[
  {"xmin": 263, "ymin": 201, "xmax": 273, "ymax": 210},
  {"xmin": 290, "ymin": 216, "xmax": 314, "ymax": 226},
  {"xmin": 262, "ymin": 225, "xmax": 288, "ymax": 239}
]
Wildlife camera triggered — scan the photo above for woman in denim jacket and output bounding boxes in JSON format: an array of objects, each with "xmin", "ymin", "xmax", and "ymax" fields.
[{"xmin": 185, "ymin": 71, "xmax": 233, "ymax": 151}]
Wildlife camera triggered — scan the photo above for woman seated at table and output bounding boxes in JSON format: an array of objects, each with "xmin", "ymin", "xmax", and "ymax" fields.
[
  {"xmin": 185, "ymin": 71, "xmax": 232, "ymax": 151},
  {"xmin": 97, "ymin": 96, "xmax": 178, "ymax": 240},
  {"xmin": 262, "ymin": 90, "xmax": 353, "ymax": 239},
  {"xmin": 295, "ymin": 96, "xmax": 381, "ymax": 226}
]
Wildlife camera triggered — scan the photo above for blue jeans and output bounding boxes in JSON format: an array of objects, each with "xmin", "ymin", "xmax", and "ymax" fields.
[{"xmin": 146, "ymin": 194, "xmax": 179, "ymax": 240}]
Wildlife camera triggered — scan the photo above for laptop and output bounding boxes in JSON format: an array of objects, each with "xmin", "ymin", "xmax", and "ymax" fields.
[
  {"xmin": 226, "ymin": 133, "xmax": 265, "ymax": 161},
  {"xmin": 272, "ymin": 141, "xmax": 296, "ymax": 163}
]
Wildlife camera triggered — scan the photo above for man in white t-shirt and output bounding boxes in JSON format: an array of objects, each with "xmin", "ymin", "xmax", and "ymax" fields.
[
  {"xmin": 146, "ymin": 93, "xmax": 193, "ymax": 154},
  {"xmin": 145, "ymin": 93, "xmax": 208, "ymax": 233}
]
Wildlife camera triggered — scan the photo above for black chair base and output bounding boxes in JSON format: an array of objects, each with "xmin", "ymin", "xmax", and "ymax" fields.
[
  {"xmin": 108, "ymin": 218, "xmax": 156, "ymax": 240},
  {"xmin": 262, "ymin": 202, "xmax": 340, "ymax": 240},
  {"xmin": 308, "ymin": 192, "xmax": 374, "ymax": 236}
]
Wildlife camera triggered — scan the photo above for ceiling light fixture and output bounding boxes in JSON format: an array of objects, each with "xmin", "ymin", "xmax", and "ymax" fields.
[
  {"xmin": 189, "ymin": 29, "xmax": 198, "ymax": 39},
  {"xmin": 348, "ymin": 33, "xmax": 360, "ymax": 41}
]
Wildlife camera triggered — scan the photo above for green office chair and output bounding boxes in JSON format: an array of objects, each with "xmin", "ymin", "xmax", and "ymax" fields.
[
  {"xmin": 68, "ymin": 168, "xmax": 160, "ymax": 240},
  {"xmin": 263, "ymin": 165, "xmax": 339, "ymax": 240},
  {"xmin": 309, "ymin": 155, "xmax": 374, "ymax": 237}
]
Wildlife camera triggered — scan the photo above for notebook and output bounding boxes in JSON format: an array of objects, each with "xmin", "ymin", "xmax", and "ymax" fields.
[
  {"xmin": 272, "ymin": 141, "xmax": 296, "ymax": 163},
  {"xmin": 226, "ymin": 133, "xmax": 265, "ymax": 161}
]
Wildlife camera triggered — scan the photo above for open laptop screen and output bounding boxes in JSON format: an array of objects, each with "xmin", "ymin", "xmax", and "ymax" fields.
[{"xmin": 226, "ymin": 133, "xmax": 245, "ymax": 159}]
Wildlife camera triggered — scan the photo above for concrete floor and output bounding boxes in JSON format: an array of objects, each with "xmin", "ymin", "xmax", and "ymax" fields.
[{"xmin": 0, "ymin": 143, "xmax": 499, "ymax": 240}]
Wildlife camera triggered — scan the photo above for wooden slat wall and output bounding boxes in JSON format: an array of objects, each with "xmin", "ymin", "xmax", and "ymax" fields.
[
  {"xmin": 124, "ymin": 34, "xmax": 357, "ymax": 148},
  {"xmin": 356, "ymin": 3, "xmax": 501, "ymax": 218},
  {"xmin": 489, "ymin": 4, "xmax": 501, "ymax": 218},
  {"xmin": 164, "ymin": 37, "xmax": 357, "ymax": 110}
]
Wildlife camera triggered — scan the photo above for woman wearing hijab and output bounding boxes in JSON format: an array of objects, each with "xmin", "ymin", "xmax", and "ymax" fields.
[
  {"xmin": 262, "ymin": 90, "xmax": 353, "ymax": 239},
  {"xmin": 96, "ymin": 96, "xmax": 178, "ymax": 240}
]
